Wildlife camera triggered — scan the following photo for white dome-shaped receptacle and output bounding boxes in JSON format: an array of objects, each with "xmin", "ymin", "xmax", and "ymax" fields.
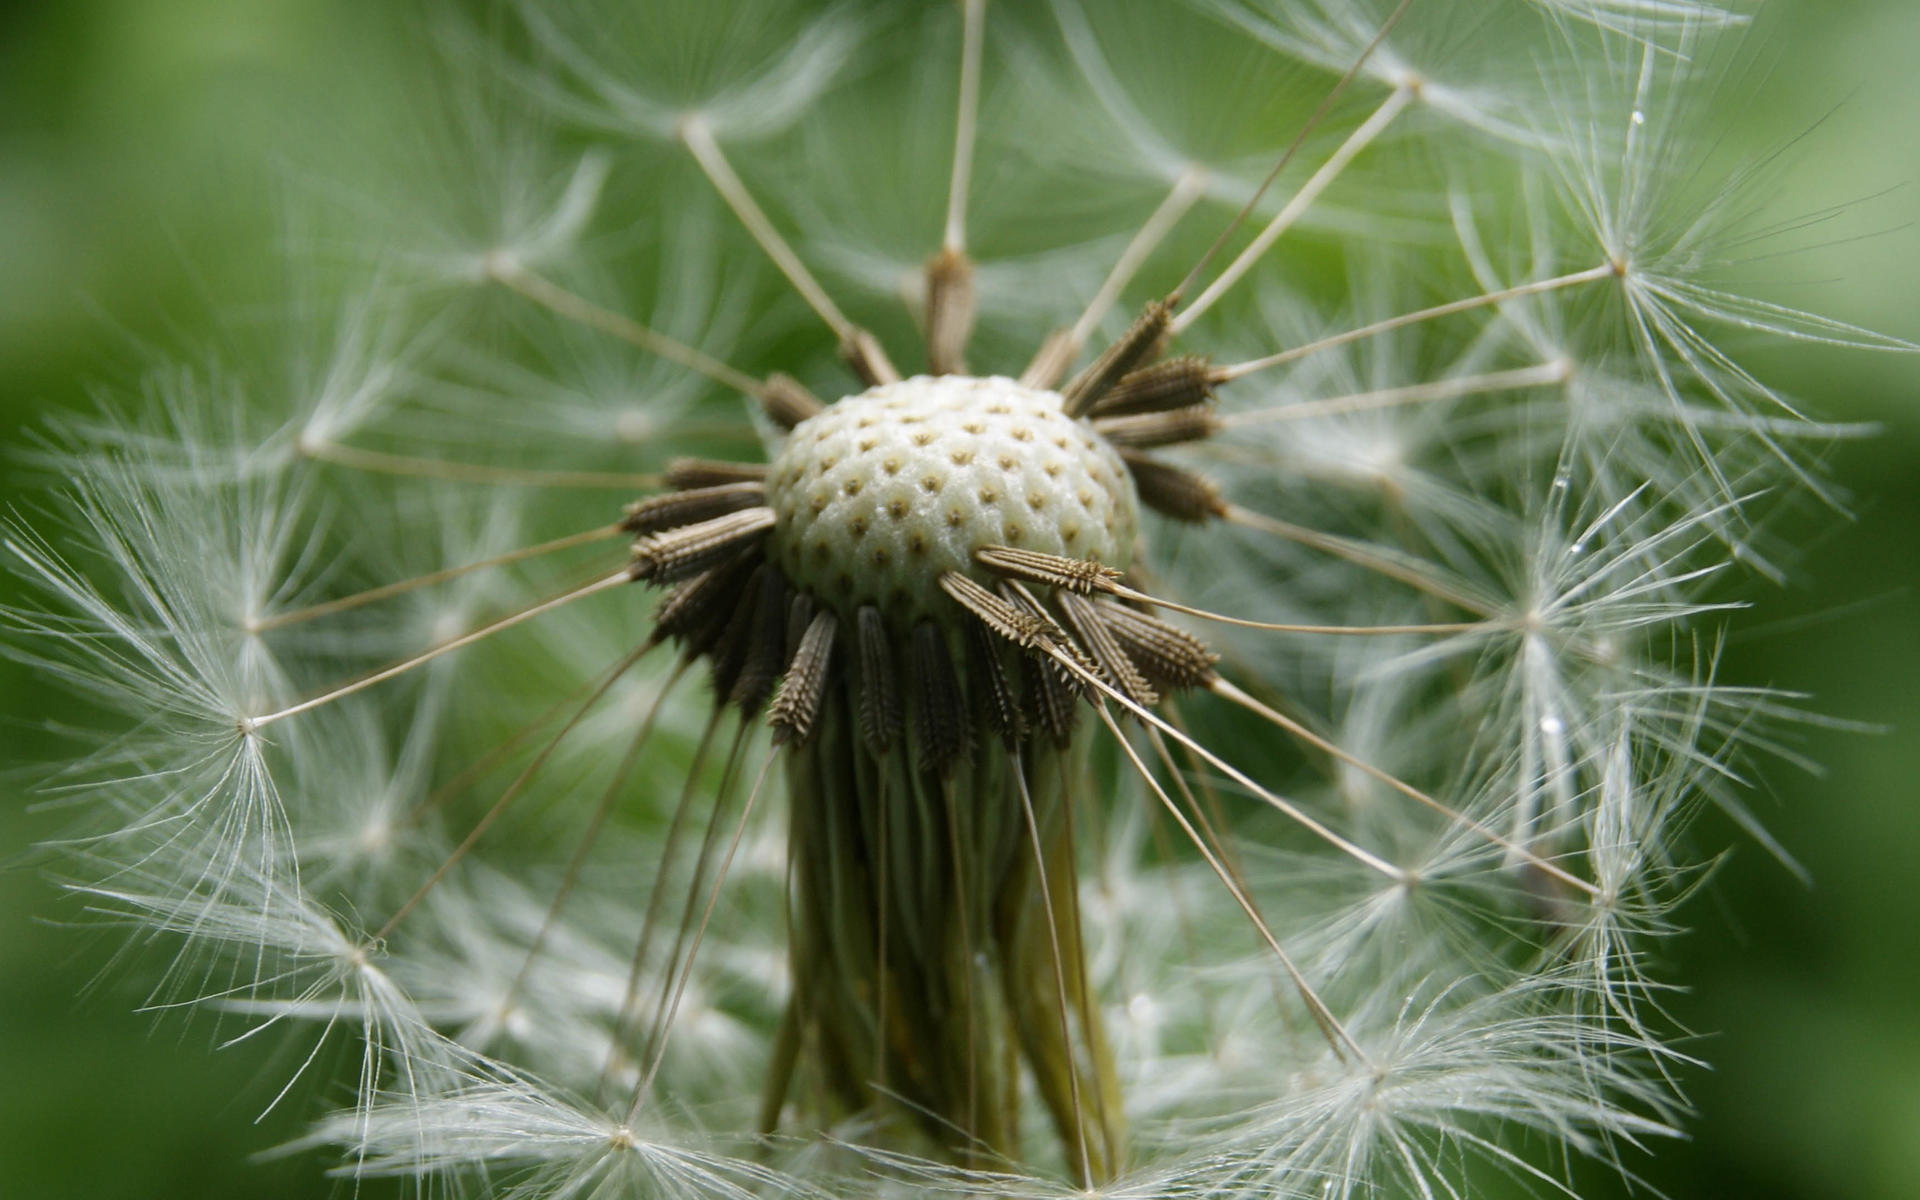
[{"xmin": 765, "ymin": 375, "xmax": 1139, "ymax": 620}]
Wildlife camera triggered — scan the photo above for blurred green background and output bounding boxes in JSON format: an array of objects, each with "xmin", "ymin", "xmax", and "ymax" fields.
[{"xmin": 1, "ymin": 2, "xmax": 1914, "ymax": 1198}]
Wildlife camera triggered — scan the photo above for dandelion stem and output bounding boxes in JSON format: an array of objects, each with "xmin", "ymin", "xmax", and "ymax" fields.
[
  {"xmin": 1174, "ymin": 83, "xmax": 1417, "ymax": 334},
  {"xmin": 944, "ymin": 0, "xmax": 986, "ymax": 254},
  {"xmin": 301, "ymin": 440, "xmax": 662, "ymax": 491},
  {"xmin": 1097, "ymin": 704, "xmax": 1367, "ymax": 1063},
  {"xmin": 1218, "ymin": 361, "xmax": 1574, "ymax": 429},
  {"xmin": 371, "ymin": 637, "xmax": 658, "ymax": 943},
  {"xmin": 1207, "ymin": 676, "xmax": 1602, "ymax": 899},
  {"xmin": 1214, "ymin": 263, "xmax": 1620, "ymax": 381},
  {"xmin": 680, "ymin": 114, "xmax": 855, "ymax": 342},
  {"xmin": 245, "ymin": 570, "xmax": 634, "ymax": 731},
  {"xmin": 485, "ymin": 256, "xmax": 766, "ymax": 396},
  {"xmin": 247, "ymin": 524, "xmax": 626, "ymax": 633}
]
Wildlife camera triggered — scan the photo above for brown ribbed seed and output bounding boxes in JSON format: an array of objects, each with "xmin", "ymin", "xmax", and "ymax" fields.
[
  {"xmin": 1024, "ymin": 647, "xmax": 1082, "ymax": 747},
  {"xmin": 939, "ymin": 570, "xmax": 1057, "ymax": 649},
  {"xmin": 964, "ymin": 619, "xmax": 1024, "ymax": 748},
  {"xmin": 760, "ymin": 372, "xmax": 824, "ymax": 430},
  {"xmin": 1056, "ymin": 590, "xmax": 1157, "ymax": 708},
  {"xmin": 1000, "ymin": 582, "xmax": 1089, "ymax": 745},
  {"xmin": 1092, "ymin": 405, "xmax": 1222, "ymax": 449},
  {"xmin": 623, "ymin": 481, "xmax": 767, "ymax": 535},
  {"xmin": 840, "ymin": 327, "xmax": 901, "ymax": 388},
  {"xmin": 1086, "ymin": 355, "xmax": 1216, "ymax": 418},
  {"xmin": 1096, "ymin": 599, "xmax": 1220, "ymax": 691},
  {"xmin": 631, "ymin": 507, "xmax": 777, "ymax": 582},
  {"xmin": 652, "ymin": 553, "xmax": 761, "ymax": 649},
  {"xmin": 853, "ymin": 605, "xmax": 901, "ymax": 755},
  {"xmin": 665, "ymin": 457, "xmax": 770, "ymax": 490},
  {"xmin": 976, "ymin": 545, "xmax": 1122, "ymax": 595},
  {"xmin": 1062, "ymin": 300, "xmax": 1174, "ymax": 417},
  {"xmin": 924, "ymin": 246, "xmax": 976, "ymax": 376},
  {"xmin": 729, "ymin": 567, "xmax": 791, "ymax": 714},
  {"xmin": 784, "ymin": 591, "xmax": 816, "ymax": 662},
  {"xmin": 1122, "ymin": 452, "xmax": 1228, "ymax": 523},
  {"xmin": 998, "ymin": 581, "xmax": 1087, "ymax": 672},
  {"xmin": 769, "ymin": 608, "xmax": 837, "ymax": 744},
  {"xmin": 911, "ymin": 621, "xmax": 970, "ymax": 776},
  {"xmin": 708, "ymin": 566, "xmax": 771, "ymax": 703}
]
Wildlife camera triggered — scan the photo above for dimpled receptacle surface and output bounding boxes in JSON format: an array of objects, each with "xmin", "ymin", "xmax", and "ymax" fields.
[{"xmin": 765, "ymin": 375, "xmax": 1139, "ymax": 620}]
